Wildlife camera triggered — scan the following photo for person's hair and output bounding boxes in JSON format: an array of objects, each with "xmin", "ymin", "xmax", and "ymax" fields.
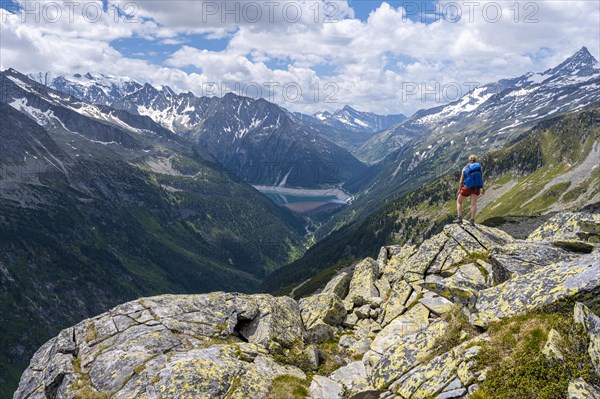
[{"xmin": 468, "ymin": 154, "xmax": 477, "ymax": 163}]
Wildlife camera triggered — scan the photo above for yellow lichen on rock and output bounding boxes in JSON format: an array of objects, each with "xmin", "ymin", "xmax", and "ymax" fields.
[{"xmin": 567, "ymin": 378, "xmax": 600, "ymax": 399}]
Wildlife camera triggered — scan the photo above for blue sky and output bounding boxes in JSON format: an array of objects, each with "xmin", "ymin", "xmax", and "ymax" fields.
[
  {"xmin": 351, "ymin": 0, "xmax": 437, "ymax": 20},
  {"xmin": 107, "ymin": 1, "xmax": 439, "ymax": 63},
  {"xmin": 1, "ymin": 1, "xmax": 599, "ymax": 114}
]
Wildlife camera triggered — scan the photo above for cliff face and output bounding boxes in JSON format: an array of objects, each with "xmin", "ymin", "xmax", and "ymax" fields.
[{"xmin": 14, "ymin": 212, "xmax": 600, "ymax": 399}]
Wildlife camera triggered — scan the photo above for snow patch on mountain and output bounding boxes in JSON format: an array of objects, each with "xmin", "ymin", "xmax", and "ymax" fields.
[
  {"xmin": 9, "ymin": 98, "xmax": 52, "ymax": 126},
  {"xmin": 312, "ymin": 106, "xmax": 406, "ymax": 133},
  {"xmin": 28, "ymin": 71, "xmax": 143, "ymax": 106}
]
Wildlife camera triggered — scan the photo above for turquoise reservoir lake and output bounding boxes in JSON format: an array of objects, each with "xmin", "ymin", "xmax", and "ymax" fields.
[
  {"xmin": 254, "ymin": 186, "xmax": 351, "ymax": 215},
  {"xmin": 262, "ymin": 192, "xmax": 345, "ymax": 205}
]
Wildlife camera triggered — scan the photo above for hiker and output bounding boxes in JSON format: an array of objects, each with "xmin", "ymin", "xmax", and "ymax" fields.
[{"xmin": 454, "ymin": 154, "xmax": 485, "ymax": 226}]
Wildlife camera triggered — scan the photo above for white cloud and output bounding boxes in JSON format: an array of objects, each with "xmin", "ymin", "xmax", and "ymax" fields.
[
  {"xmin": 0, "ymin": 1, "xmax": 598, "ymax": 115},
  {"xmin": 134, "ymin": 0, "xmax": 354, "ymax": 32}
]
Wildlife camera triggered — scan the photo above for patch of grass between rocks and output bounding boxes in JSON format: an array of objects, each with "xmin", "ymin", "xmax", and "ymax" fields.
[
  {"xmin": 473, "ymin": 305, "xmax": 599, "ymax": 399},
  {"xmin": 265, "ymin": 375, "xmax": 310, "ymax": 399}
]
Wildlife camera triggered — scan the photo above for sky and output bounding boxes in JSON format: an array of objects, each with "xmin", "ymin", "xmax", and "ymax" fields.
[{"xmin": 0, "ymin": 0, "xmax": 599, "ymax": 115}]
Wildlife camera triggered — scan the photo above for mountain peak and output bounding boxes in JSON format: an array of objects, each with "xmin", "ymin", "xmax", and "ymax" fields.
[
  {"xmin": 568, "ymin": 46, "xmax": 598, "ymax": 66},
  {"xmin": 138, "ymin": 82, "xmax": 160, "ymax": 97},
  {"xmin": 5, "ymin": 67, "xmax": 20, "ymax": 75},
  {"xmin": 312, "ymin": 105, "xmax": 406, "ymax": 133},
  {"xmin": 159, "ymin": 85, "xmax": 176, "ymax": 97},
  {"xmin": 544, "ymin": 46, "xmax": 600, "ymax": 77},
  {"xmin": 577, "ymin": 46, "xmax": 592, "ymax": 57}
]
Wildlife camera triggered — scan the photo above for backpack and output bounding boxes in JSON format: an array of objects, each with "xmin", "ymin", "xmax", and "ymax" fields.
[{"xmin": 464, "ymin": 163, "xmax": 484, "ymax": 189}]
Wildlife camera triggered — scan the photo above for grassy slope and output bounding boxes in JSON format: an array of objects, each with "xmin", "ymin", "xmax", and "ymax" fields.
[
  {"xmin": 429, "ymin": 301, "xmax": 599, "ymax": 399},
  {"xmin": 479, "ymin": 109, "xmax": 600, "ymax": 218},
  {"xmin": 262, "ymin": 104, "xmax": 600, "ymax": 296}
]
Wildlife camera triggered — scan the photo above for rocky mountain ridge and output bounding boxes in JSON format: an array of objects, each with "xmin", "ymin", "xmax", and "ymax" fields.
[
  {"xmin": 26, "ymin": 70, "xmax": 367, "ymax": 188},
  {"xmin": 15, "ymin": 211, "xmax": 600, "ymax": 399},
  {"xmin": 28, "ymin": 71, "xmax": 406, "ymax": 150},
  {"xmin": 355, "ymin": 46, "xmax": 600, "ymax": 164},
  {"xmin": 28, "ymin": 72, "xmax": 143, "ymax": 107},
  {"xmin": 291, "ymin": 106, "xmax": 407, "ymax": 153},
  {"xmin": 313, "ymin": 105, "xmax": 406, "ymax": 134}
]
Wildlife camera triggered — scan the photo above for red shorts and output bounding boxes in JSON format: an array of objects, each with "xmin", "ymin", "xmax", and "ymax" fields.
[{"xmin": 460, "ymin": 186, "xmax": 481, "ymax": 196}]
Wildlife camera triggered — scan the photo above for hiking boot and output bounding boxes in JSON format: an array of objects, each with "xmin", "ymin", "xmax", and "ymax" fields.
[
  {"xmin": 470, "ymin": 219, "xmax": 475, "ymax": 226},
  {"xmin": 453, "ymin": 216, "xmax": 462, "ymax": 224}
]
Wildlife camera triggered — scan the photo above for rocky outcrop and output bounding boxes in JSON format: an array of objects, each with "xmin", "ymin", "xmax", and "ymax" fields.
[
  {"xmin": 370, "ymin": 320, "xmax": 449, "ymax": 390},
  {"xmin": 299, "ymin": 293, "xmax": 346, "ymax": 330},
  {"xmin": 14, "ymin": 293, "xmax": 307, "ymax": 399},
  {"xmin": 322, "ymin": 272, "xmax": 351, "ymax": 299},
  {"xmin": 528, "ymin": 211, "xmax": 600, "ymax": 253},
  {"xmin": 488, "ymin": 241, "xmax": 577, "ymax": 276},
  {"xmin": 308, "ymin": 376, "xmax": 344, "ymax": 399},
  {"xmin": 472, "ymin": 253, "xmax": 600, "ymax": 327},
  {"xmin": 15, "ymin": 211, "xmax": 600, "ymax": 399},
  {"xmin": 370, "ymin": 303, "xmax": 430, "ymax": 357},
  {"xmin": 347, "ymin": 258, "xmax": 380, "ymax": 305},
  {"xmin": 330, "ymin": 361, "xmax": 372, "ymax": 393},
  {"xmin": 388, "ymin": 340, "xmax": 484, "ymax": 399}
]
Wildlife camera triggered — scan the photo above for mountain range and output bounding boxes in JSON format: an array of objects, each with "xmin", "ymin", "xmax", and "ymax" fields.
[
  {"xmin": 28, "ymin": 73, "xmax": 372, "ymax": 189},
  {"xmin": 28, "ymin": 71, "xmax": 143, "ymax": 107},
  {"xmin": 292, "ymin": 106, "xmax": 407, "ymax": 151},
  {"xmin": 355, "ymin": 46, "xmax": 600, "ymax": 163},
  {"xmin": 313, "ymin": 105, "xmax": 407, "ymax": 133},
  {"xmin": 28, "ymin": 72, "xmax": 404, "ymax": 149}
]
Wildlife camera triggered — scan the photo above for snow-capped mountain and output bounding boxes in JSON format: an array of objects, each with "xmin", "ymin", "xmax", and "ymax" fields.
[
  {"xmin": 1, "ymin": 68, "xmax": 185, "ymax": 155},
  {"xmin": 312, "ymin": 105, "xmax": 406, "ymax": 133},
  {"xmin": 355, "ymin": 46, "xmax": 600, "ymax": 164},
  {"xmin": 112, "ymin": 83, "xmax": 212, "ymax": 132},
  {"xmin": 28, "ymin": 71, "xmax": 143, "ymax": 106},
  {"xmin": 24, "ymin": 71, "xmax": 366, "ymax": 188},
  {"xmin": 543, "ymin": 45, "xmax": 600, "ymax": 77},
  {"xmin": 116, "ymin": 90, "xmax": 366, "ymax": 188},
  {"xmin": 2, "ymin": 69, "xmax": 178, "ymax": 149},
  {"xmin": 291, "ymin": 106, "xmax": 407, "ymax": 152}
]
